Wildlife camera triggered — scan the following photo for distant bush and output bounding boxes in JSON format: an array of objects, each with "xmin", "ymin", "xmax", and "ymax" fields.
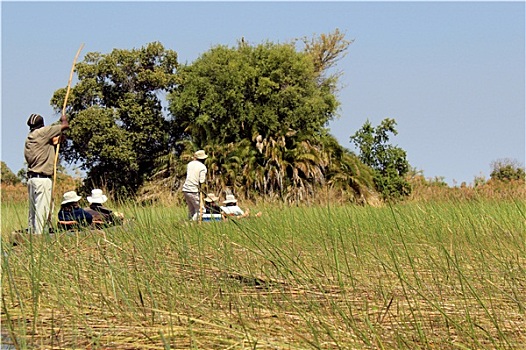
[
  {"xmin": 407, "ymin": 169, "xmax": 525, "ymax": 203},
  {"xmin": 1, "ymin": 161, "xmax": 20, "ymax": 185},
  {"xmin": 490, "ymin": 158, "xmax": 525, "ymax": 182}
]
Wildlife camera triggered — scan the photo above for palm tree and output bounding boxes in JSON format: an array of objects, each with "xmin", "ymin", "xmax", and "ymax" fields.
[
  {"xmin": 140, "ymin": 129, "xmax": 378, "ymax": 205},
  {"xmin": 322, "ymin": 134, "xmax": 376, "ymax": 204}
]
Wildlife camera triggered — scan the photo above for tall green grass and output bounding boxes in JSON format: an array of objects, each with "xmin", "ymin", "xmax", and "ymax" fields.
[{"xmin": 2, "ymin": 198, "xmax": 525, "ymax": 349}]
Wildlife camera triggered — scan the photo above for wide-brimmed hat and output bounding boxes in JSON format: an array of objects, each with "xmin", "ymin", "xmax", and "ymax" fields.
[
  {"xmin": 61, "ymin": 191, "xmax": 82, "ymax": 205},
  {"xmin": 87, "ymin": 189, "xmax": 108, "ymax": 204},
  {"xmin": 223, "ymin": 194, "xmax": 237, "ymax": 204},
  {"xmin": 194, "ymin": 150, "xmax": 208, "ymax": 160},
  {"xmin": 27, "ymin": 113, "xmax": 44, "ymax": 129},
  {"xmin": 204, "ymin": 193, "xmax": 219, "ymax": 203}
]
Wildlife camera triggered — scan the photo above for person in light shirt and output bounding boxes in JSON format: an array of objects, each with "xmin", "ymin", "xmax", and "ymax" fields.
[
  {"xmin": 220, "ymin": 194, "xmax": 245, "ymax": 216},
  {"xmin": 182, "ymin": 150, "xmax": 208, "ymax": 220},
  {"xmin": 220, "ymin": 194, "xmax": 262, "ymax": 219}
]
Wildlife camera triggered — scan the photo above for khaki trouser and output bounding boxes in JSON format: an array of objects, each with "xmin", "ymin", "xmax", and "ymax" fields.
[
  {"xmin": 27, "ymin": 177, "xmax": 52, "ymax": 234},
  {"xmin": 183, "ymin": 192, "xmax": 200, "ymax": 220}
]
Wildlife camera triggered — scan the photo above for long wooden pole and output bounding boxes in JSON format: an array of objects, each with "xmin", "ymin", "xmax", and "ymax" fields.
[
  {"xmin": 48, "ymin": 44, "xmax": 84, "ymax": 231},
  {"xmin": 199, "ymin": 191, "xmax": 204, "ymax": 223}
]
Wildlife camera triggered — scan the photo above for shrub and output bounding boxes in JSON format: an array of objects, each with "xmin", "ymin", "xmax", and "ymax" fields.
[
  {"xmin": 1, "ymin": 161, "xmax": 21, "ymax": 185},
  {"xmin": 490, "ymin": 158, "xmax": 525, "ymax": 182}
]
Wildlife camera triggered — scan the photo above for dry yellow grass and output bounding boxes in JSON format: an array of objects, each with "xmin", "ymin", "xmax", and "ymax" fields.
[{"xmin": 2, "ymin": 180, "xmax": 525, "ymax": 349}]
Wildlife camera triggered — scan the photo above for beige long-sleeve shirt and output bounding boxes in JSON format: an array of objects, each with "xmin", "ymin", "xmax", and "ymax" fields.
[
  {"xmin": 24, "ymin": 125, "xmax": 62, "ymax": 176},
  {"xmin": 182, "ymin": 160, "xmax": 207, "ymax": 193}
]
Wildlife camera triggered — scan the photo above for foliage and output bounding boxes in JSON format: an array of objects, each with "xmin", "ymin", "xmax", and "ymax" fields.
[
  {"xmin": 300, "ymin": 28, "xmax": 352, "ymax": 83},
  {"xmin": 14, "ymin": 161, "xmax": 74, "ymax": 186},
  {"xmin": 1, "ymin": 169, "xmax": 82, "ymax": 206},
  {"xmin": 350, "ymin": 118, "xmax": 411, "ymax": 200},
  {"xmin": 473, "ymin": 174, "xmax": 487, "ymax": 188},
  {"xmin": 168, "ymin": 40, "xmax": 337, "ymax": 145},
  {"xmin": 2, "ymin": 200, "xmax": 525, "ymax": 348},
  {"xmin": 166, "ymin": 31, "xmax": 376, "ymax": 203},
  {"xmin": 16, "ymin": 168, "xmax": 27, "ymax": 184},
  {"xmin": 1, "ymin": 161, "xmax": 20, "ymax": 185},
  {"xmin": 50, "ymin": 42, "xmax": 179, "ymax": 198},
  {"xmin": 490, "ymin": 158, "xmax": 525, "ymax": 182}
]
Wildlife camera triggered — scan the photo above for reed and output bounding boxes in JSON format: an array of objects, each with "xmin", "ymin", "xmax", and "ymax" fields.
[{"xmin": 1, "ymin": 197, "xmax": 525, "ymax": 349}]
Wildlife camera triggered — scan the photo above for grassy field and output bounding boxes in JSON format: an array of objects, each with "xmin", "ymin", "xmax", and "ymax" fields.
[{"xmin": 1, "ymin": 197, "xmax": 525, "ymax": 349}]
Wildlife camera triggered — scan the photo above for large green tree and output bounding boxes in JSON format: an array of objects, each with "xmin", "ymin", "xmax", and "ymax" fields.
[
  {"xmin": 169, "ymin": 41, "xmax": 337, "ymax": 145},
  {"xmin": 166, "ymin": 31, "xmax": 375, "ymax": 202},
  {"xmin": 50, "ymin": 42, "xmax": 178, "ymax": 197},
  {"xmin": 350, "ymin": 118, "xmax": 411, "ymax": 200}
]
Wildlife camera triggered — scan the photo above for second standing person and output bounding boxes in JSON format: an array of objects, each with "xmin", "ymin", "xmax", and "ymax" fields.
[{"xmin": 182, "ymin": 150, "xmax": 208, "ymax": 220}]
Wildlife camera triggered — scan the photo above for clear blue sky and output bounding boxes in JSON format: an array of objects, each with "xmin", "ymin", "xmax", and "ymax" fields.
[{"xmin": 2, "ymin": 1, "xmax": 524, "ymax": 186}]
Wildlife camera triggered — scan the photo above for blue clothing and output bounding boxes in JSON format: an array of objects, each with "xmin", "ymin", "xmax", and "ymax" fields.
[{"xmin": 58, "ymin": 207, "xmax": 93, "ymax": 226}]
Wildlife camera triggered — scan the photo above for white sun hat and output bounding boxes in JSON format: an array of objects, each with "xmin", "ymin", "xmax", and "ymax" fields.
[
  {"xmin": 223, "ymin": 194, "xmax": 238, "ymax": 204},
  {"xmin": 61, "ymin": 191, "xmax": 82, "ymax": 205},
  {"xmin": 204, "ymin": 193, "xmax": 220, "ymax": 203},
  {"xmin": 194, "ymin": 150, "xmax": 208, "ymax": 160},
  {"xmin": 87, "ymin": 189, "xmax": 108, "ymax": 204}
]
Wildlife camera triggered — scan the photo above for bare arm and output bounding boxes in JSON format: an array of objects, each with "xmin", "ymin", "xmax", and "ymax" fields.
[
  {"xmin": 52, "ymin": 116, "xmax": 68, "ymax": 144},
  {"xmin": 60, "ymin": 114, "xmax": 69, "ymax": 130}
]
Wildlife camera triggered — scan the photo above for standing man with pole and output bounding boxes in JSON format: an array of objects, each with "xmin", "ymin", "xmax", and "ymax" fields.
[
  {"xmin": 24, "ymin": 113, "xmax": 69, "ymax": 234},
  {"xmin": 182, "ymin": 150, "xmax": 208, "ymax": 220}
]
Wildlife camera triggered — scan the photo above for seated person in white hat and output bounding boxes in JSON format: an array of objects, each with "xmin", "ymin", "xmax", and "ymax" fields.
[
  {"xmin": 192, "ymin": 193, "xmax": 224, "ymax": 221},
  {"xmin": 83, "ymin": 189, "xmax": 124, "ymax": 226},
  {"xmin": 220, "ymin": 194, "xmax": 261, "ymax": 219},
  {"xmin": 220, "ymin": 194, "xmax": 245, "ymax": 216},
  {"xmin": 58, "ymin": 191, "xmax": 93, "ymax": 229},
  {"xmin": 204, "ymin": 193, "xmax": 222, "ymax": 215}
]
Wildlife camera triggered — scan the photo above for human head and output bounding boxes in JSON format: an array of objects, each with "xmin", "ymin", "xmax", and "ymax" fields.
[
  {"xmin": 61, "ymin": 190, "xmax": 82, "ymax": 206},
  {"xmin": 204, "ymin": 193, "xmax": 219, "ymax": 204},
  {"xmin": 87, "ymin": 189, "xmax": 108, "ymax": 204},
  {"xmin": 223, "ymin": 194, "xmax": 237, "ymax": 206},
  {"xmin": 27, "ymin": 113, "xmax": 44, "ymax": 131},
  {"xmin": 194, "ymin": 150, "xmax": 208, "ymax": 160}
]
